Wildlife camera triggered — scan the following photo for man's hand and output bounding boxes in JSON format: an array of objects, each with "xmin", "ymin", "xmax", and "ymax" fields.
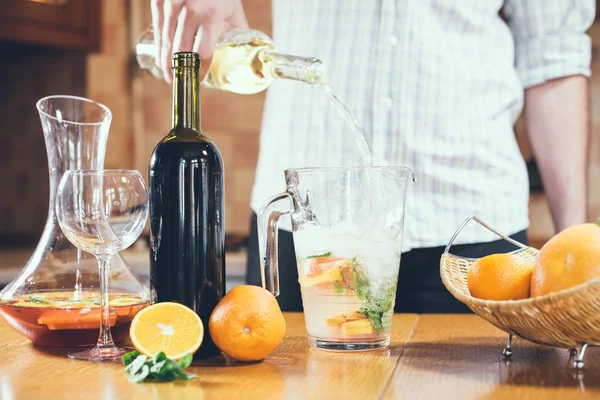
[
  {"xmin": 151, "ymin": 0, "xmax": 248, "ymax": 83},
  {"xmin": 525, "ymin": 75, "xmax": 590, "ymax": 232}
]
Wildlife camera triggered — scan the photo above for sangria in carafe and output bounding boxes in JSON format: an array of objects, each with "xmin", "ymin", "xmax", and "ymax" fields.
[
  {"xmin": 0, "ymin": 96, "xmax": 149, "ymax": 347},
  {"xmin": 0, "ymin": 292, "xmax": 148, "ymax": 346}
]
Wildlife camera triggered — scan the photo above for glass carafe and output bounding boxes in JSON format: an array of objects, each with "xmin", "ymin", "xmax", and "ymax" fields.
[
  {"xmin": 0, "ymin": 96, "xmax": 150, "ymax": 347},
  {"xmin": 258, "ymin": 166, "xmax": 413, "ymax": 351}
]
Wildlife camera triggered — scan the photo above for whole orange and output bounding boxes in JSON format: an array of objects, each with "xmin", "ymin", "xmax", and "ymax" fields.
[
  {"xmin": 209, "ymin": 285, "xmax": 286, "ymax": 362},
  {"xmin": 531, "ymin": 222, "xmax": 600, "ymax": 297},
  {"xmin": 467, "ymin": 253, "xmax": 534, "ymax": 301}
]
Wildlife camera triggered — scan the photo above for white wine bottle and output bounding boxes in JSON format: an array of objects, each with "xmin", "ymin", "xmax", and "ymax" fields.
[{"xmin": 136, "ymin": 27, "xmax": 324, "ymax": 94}]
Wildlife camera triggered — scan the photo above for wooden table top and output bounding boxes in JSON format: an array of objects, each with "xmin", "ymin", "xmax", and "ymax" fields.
[{"xmin": 0, "ymin": 313, "xmax": 598, "ymax": 400}]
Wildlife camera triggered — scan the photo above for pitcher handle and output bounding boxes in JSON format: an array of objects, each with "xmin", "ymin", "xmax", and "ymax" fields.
[{"xmin": 257, "ymin": 191, "xmax": 294, "ymax": 297}]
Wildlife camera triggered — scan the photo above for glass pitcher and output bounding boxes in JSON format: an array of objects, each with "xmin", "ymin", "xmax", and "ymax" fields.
[
  {"xmin": 0, "ymin": 96, "xmax": 150, "ymax": 347},
  {"xmin": 258, "ymin": 166, "xmax": 413, "ymax": 351}
]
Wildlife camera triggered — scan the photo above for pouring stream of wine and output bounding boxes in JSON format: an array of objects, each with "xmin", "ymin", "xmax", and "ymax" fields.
[{"xmin": 318, "ymin": 82, "xmax": 373, "ymax": 166}]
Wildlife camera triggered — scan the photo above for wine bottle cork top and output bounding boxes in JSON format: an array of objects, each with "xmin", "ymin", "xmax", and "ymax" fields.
[{"xmin": 172, "ymin": 52, "xmax": 200, "ymax": 69}]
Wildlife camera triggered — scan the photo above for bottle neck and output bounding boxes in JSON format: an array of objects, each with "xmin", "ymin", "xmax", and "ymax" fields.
[
  {"xmin": 266, "ymin": 52, "xmax": 324, "ymax": 85},
  {"xmin": 172, "ymin": 65, "xmax": 200, "ymax": 130}
]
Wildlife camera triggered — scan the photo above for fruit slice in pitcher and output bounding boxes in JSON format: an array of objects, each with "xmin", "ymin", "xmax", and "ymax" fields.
[
  {"xmin": 341, "ymin": 319, "xmax": 376, "ymax": 336},
  {"xmin": 300, "ymin": 255, "xmax": 344, "ymax": 276},
  {"xmin": 298, "ymin": 255, "xmax": 357, "ymax": 287},
  {"xmin": 326, "ymin": 311, "xmax": 366, "ymax": 326},
  {"xmin": 299, "ymin": 267, "xmax": 344, "ymax": 287}
]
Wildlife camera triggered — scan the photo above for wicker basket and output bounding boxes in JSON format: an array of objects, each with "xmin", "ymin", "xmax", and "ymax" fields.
[{"xmin": 440, "ymin": 217, "xmax": 600, "ymax": 367}]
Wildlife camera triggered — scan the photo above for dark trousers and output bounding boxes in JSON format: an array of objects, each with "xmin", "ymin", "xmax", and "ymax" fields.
[{"xmin": 245, "ymin": 213, "xmax": 528, "ymax": 313}]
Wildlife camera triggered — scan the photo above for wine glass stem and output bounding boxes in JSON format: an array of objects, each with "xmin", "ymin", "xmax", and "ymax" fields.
[{"xmin": 96, "ymin": 256, "xmax": 115, "ymax": 348}]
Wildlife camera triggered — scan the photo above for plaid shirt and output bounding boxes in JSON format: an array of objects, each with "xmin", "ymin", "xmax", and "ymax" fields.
[{"xmin": 250, "ymin": 0, "xmax": 594, "ymax": 251}]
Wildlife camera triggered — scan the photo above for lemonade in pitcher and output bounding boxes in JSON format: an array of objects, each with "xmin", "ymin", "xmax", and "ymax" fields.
[
  {"xmin": 295, "ymin": 224, "xmax": 400, "ymax": 349},
  {"xmin": 258, "ymin": 166, "xmax": 412, "ymax": 351}
]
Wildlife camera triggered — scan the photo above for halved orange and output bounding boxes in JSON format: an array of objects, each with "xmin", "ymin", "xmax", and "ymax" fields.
[{"xmin": 129, "ymin": 302, "xmax": 204, "ymax": 360}]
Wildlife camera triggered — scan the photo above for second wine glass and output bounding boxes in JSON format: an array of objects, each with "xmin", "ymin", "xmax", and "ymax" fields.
[{"xmin": 56, "ymin": 169, "xmax": 148, "ymax": 361}]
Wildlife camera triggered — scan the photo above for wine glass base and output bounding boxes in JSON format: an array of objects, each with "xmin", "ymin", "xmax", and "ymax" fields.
[{"xmin": 67, "ymin": 345, "xmax": 127, "ymax": 361}]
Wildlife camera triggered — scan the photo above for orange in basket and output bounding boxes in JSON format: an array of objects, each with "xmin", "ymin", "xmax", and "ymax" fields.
[
  {"xmin": 467, "ymin": 253, "xmax": 534, "ymax": 301},
  {"xmin": 531, "ymin": 221, "xmax": 600, "ymax": 297}
]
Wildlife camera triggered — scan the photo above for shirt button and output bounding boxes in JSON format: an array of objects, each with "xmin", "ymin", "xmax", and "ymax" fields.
[
  {"xmin": 388, "ymin": 35, "xmax": 399, "ymax": 46},
  {"xmin": 382, "ymin": 97, "xmax": 393, "ymax": 109}
]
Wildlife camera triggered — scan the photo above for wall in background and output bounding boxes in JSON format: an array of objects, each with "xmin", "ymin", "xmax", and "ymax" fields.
[
  {"xmin": 0, "ymin": 45, "xmax": 86, "ymax": 244},
  {"xmin": 86, "ymin": 0, "xmax": 134, "ymax": 172}
]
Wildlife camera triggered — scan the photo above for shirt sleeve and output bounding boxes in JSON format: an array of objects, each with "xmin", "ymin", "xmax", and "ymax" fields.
[{"xmin": 502, "ymin": 0, "xmax": 595, "ymax": 88}]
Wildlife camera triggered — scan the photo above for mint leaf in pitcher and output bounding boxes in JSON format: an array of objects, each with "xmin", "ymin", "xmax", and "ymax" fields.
[
  {"xmin": 349, "ymin": 257, "xmax": 396, "ymax": 334},
  {"xmin": 307, "ymin": 252, "xmax": 332, "ymax": 258}
]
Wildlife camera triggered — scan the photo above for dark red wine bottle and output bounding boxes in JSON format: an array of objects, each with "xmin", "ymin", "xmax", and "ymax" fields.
[{"xmin": 149, "ymin": 52, "xmax": 225, "ymax": 359}]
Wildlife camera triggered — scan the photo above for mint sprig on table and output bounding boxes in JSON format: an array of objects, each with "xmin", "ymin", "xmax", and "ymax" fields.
[
  {"xmin": 122, "ymin": 350, "xmax": 196, "ymax": 383},
  {"xmin": 348, "ymin": 257, "xmax": 395, "ymax": 334}
]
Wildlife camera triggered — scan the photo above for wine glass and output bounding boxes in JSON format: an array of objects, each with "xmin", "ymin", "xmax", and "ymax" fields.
[{"xmin": 55, "ymin": 169, "xmax": 148, "ymax": 361}]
